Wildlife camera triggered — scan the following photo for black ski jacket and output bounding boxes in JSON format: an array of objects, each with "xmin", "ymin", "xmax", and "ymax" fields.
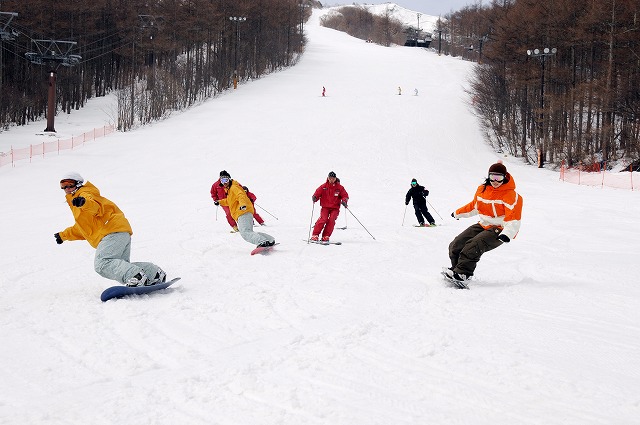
[{"xmin": 405, "ymin": 184, "xmax": 429, "ymax": 207}]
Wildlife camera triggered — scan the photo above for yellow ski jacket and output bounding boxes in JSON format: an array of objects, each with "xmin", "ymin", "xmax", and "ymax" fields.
[
  {"xmin": 59, "ymin": 182, "xmax": 133, "ymax": 248},
  {"xmin": 218, "ymin": 180, "xmax": 255, "ymax": 221}
]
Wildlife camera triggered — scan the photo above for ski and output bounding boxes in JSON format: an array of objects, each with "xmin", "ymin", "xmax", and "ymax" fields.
[{"xmin": 303, "ymin": 239, "xmax": 342, "ymax": 245}]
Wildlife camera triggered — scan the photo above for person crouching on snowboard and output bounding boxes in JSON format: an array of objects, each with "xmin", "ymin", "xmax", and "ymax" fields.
[
  {"xmin": 311, "ymin": 171, "xmax": 349, "ymax": 242},
  {"xmin": 405, "ymin": 178, "xmax": 436, "ymax": 226},
  {"xmin": 444, "ymin": 162, "xmax": 523, "ymax": 283},
  {"xmin": 54, "ymin": 172, "xmax": 167, "ymax": 287},
  {"xmin": 218, "ymin": 175, "xmax": 275, "ymax": 249}
]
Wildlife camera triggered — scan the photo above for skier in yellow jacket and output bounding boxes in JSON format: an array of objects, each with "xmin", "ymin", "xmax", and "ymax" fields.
[
  {"xmin": 54, "ymin": 172, "xmax": 167, "ymax": 287},
  {"xmin": 444, "ymin": 162, "xmax": 523, "ymax": 284},
  {"xmin": 218, "ymin": 175, "xmax": 275, "ymax": 249}
]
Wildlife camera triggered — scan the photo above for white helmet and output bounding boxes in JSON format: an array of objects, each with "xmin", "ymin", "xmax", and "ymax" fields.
[{"xmin": 60, "ymin": 172, "xmax": 84, "ymax": 186}]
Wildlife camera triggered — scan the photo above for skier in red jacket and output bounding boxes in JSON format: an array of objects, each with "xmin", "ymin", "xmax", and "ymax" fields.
[
  {"xmin": 211, "ymin": 170, "xmax": 238, "ymax": 232},
  {"xmin": 311, "ymin": 171, "xmax": 349, "ymax": 242}
]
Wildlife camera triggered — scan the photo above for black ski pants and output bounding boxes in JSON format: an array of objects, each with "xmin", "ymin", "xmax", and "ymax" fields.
[
  {"xmin": 413, "ymin": 204, "xmax": 435, "ymax": 225},
  {"xmin": 448, "ymin": 223, "xmax": 503, "ymax": 276}
]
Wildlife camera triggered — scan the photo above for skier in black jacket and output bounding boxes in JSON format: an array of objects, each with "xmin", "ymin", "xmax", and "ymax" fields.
[{"xmin": 405, "ymin": 178, "xmax": 436, "ymax": 227}]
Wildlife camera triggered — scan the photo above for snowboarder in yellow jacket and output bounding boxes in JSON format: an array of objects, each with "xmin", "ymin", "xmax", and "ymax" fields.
[
  {"xmin": 55, "ymin": 172, "xmax": 167, "ymax": 287},
  {"xmin": 218, "ymin": 175, "xmax": 275, "ymax": 249}
]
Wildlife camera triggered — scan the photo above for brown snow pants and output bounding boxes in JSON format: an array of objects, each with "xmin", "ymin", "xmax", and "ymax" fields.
[{"xmin": 448, "ymin": 223, "xmax": 504, "ymax": 276}]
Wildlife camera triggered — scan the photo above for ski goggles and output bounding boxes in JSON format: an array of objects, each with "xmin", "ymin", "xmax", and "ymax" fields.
[
  {"xmin": 411, "ymin": 182, "xmax": 417, "ymax": 186},
  {"xmin": 488, "ymin": 173, "xmax": 505, "ymax": 182},
  {"xmin": 220, "ymin": 177, "xmax": 230, "ymax": 184},
  {"xmin": 61, "ymin": 184, "xmax": 76, "ymax": 190}
]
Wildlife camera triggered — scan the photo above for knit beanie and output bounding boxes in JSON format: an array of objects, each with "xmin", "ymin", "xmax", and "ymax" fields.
[
  {"xmin": 488, "ymin": 162, "xmax": 507, "ymax": 175},
  {"xmin": 328, "ymin": 171, "xmax": 337, "ymax": 178},
  {"xmin": 220, "ymin": 170, "xmax": 230, "ymax": 178}
]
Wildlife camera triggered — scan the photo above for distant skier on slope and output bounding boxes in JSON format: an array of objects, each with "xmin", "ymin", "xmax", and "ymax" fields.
[
  {"xmin": 54, "ymin": 172, "xmax": 167, "ymax": 287},
  {"xmin": 405, "ymin": 178, "xmax": 436, "ymax": 227},
  {"xmin": 311, "ymin": 171, "xmax": 349, "ymax": 243},
  {"xmin": 444, "ymin": 161, "xmax": 523, "ymax": 284}
]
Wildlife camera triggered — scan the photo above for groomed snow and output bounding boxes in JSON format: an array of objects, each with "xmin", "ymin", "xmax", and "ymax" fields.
[{"xmin": 1, "ymin": 9, "xmax": 640, "ymax": 425}]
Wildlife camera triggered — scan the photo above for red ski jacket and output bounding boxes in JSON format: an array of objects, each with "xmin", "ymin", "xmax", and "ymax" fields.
[
  {"xmin": 210, "ymin": 179, "xmax": 227, "ymax": 202},
  {"xmin": 313, "ymin": 179, "xmax": 349, "ymax": 209}
]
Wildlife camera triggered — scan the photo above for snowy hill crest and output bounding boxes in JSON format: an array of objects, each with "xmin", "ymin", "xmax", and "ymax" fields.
[{"xmin": 335, "ymin": 2, "xmax": 441, "ymax": 33}]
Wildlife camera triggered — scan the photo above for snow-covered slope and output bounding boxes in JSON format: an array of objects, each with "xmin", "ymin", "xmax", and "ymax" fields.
[{"xmin": 1, "ymin": 9, "xmax": 640, "ymax": 425}]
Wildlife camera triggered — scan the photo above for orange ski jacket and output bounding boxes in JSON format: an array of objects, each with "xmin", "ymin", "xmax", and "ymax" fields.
[{"xmin": 453, "ymin": 175, "xmax": 523, "ymax": 240}]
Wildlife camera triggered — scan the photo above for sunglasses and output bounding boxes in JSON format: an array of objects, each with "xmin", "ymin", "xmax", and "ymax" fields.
[
  {"xmin": 411, "ymin": 182, "xmax": 417, "ymax": 186},
  {"xmin": 220, "ymin": 177, "xmax": 230, "ymax": 184},
  {"xmin": 489, "ymin": 173, "xmax": 505, "ymax": 182},
  {"xmin": 61, "ymin": 184, "xmax": 76, "ymax": 190}
]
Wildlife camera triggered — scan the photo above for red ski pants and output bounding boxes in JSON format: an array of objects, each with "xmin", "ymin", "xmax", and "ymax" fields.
[{"xmin": 313, "ymin": 207, "xmax": 340, "ymax": 238}]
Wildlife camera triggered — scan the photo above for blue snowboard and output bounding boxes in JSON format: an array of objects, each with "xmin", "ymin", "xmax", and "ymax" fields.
[{"xmin": 100, "ymin": 277, "xmax": 181, "ymax": 302}]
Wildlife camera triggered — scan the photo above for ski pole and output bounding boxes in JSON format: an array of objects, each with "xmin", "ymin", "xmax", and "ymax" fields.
[
  {"xmin": 307, "ymin": 202, "xmax": 316, "ymax": 243},
  {"xmin": 215, "ymin": 204, "xmax": 218, "ymax": 221},
  {"xmin": 344, "ymin": 206, "xmax": 376, "ymax": 240},
  {"xmin": 255, "ymin": 203, "xmax": 279, "ymax": 220},
  {"xmin": 402, "ymin": 204, "xmax": 408, "ymax": 226},
  {"xmin": 426, "ymin": 199, "xmax": 443, "ymax": 220}
]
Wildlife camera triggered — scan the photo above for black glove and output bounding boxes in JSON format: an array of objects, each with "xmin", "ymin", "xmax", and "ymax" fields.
[
  {"xmin": 497, "ymin": 234, "xmax": 510, "ymax": 243},
  {"xmin": 214, "ymin": 201, "xmax": 219, "ymax": 206},
  {"xmin": 54, "ymin": 233, "xmax": 63, "ymax": 244},
  {"xmin": 405, "ymin": 202, "xmax": 409, "ymax": 206},
  {"xmin": 72, "ymin": 196, "xmax": 86, "ymax": 207},
  {"xmin": 312, "ymin": 196, "xmax": 318, "ymax": 203},
  {"xmin": 451, "ymin": 212, "xmax": 459, "ymax": 220},
  {"xmin": 341, "ymin": 200, "xmax": 348, "ymax": 207}
]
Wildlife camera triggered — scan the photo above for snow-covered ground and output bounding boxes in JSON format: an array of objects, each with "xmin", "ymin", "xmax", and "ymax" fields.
[
  {"xmin": 1, "ymin": 8, "xmax": 640, "ymax": 425},
  {"xmin": 0, "ymin": 95, "xmax": 116, "ymax": 154}
]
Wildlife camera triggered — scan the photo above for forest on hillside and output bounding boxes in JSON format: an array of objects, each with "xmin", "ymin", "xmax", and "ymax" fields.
[
  {"xmin": 436, "ymin": 0, "xmax": 640, "ymax": 169},
  {"xmin": 319, "ymin": 5, "xmax": 406, "ymax": 46},
  {"xmin": 0, "ymin": 0, "xmax": 314, "ymax": 131}
]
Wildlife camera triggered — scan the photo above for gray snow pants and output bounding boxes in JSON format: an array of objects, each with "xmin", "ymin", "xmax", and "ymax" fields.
[
  {"xmin": 448, "ymin": 223, "xmax": 503, "ymax": 276},
  {"xmin": 94, "ymin": 232, "xmax": 162, "ymax": 284},
  {"xmin": 237, "ymin": 212, "xmax": 275, "ymax": 246}
]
